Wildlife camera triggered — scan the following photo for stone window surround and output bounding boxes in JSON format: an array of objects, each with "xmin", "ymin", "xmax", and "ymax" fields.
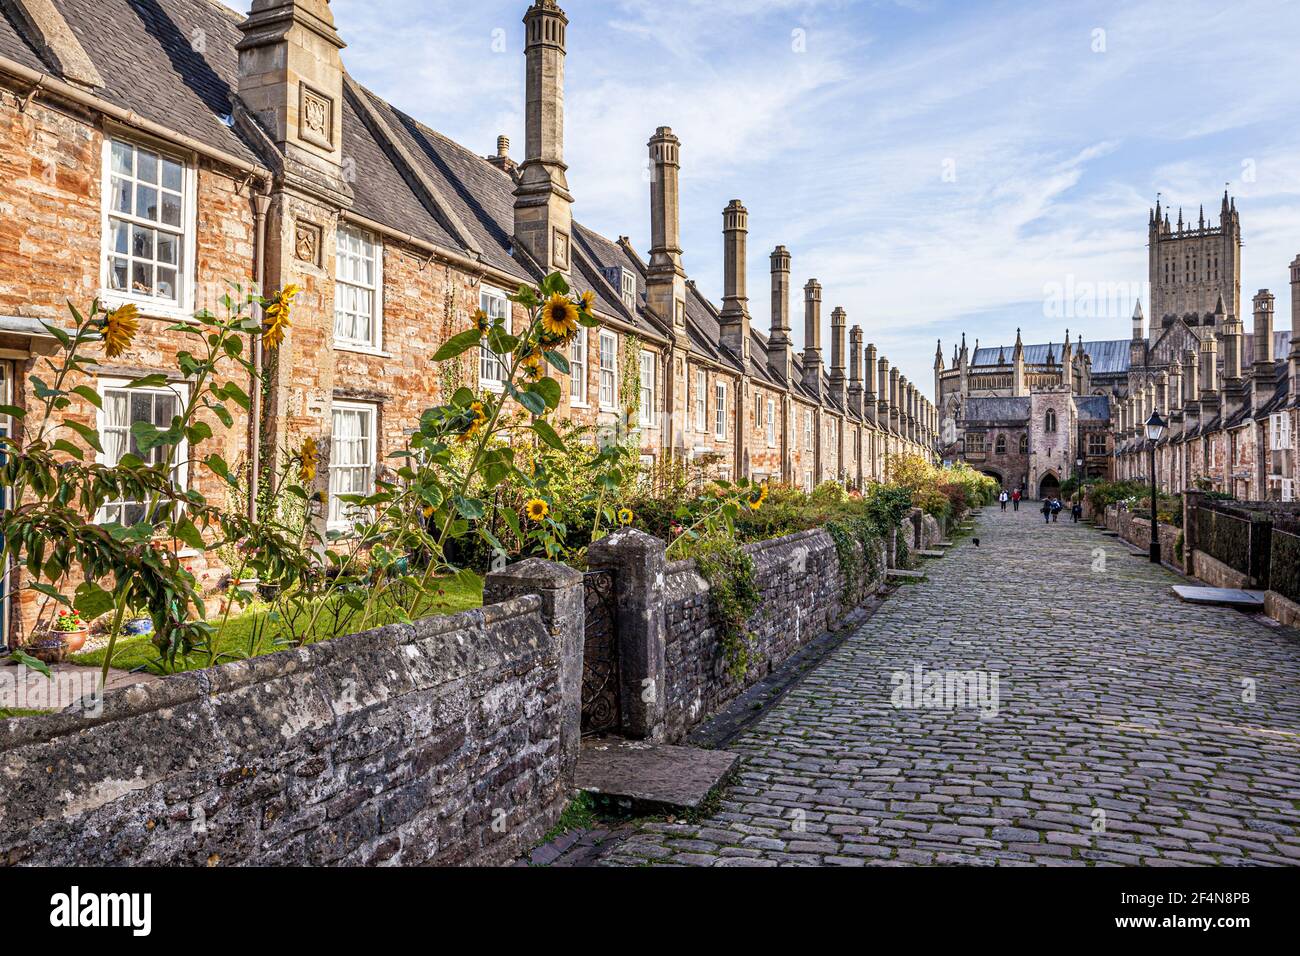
[
  {"xmin": 638, "ymin": 349, "xmax": 655, "ymax": 428},
  {"xmin": 693, "ymin": 368, "xmax": 706, "ymax": 432},
  {"xmin": 714, "ymin": 380, "xmax": 727, "ymax": 440},
  {"xmin": 98, "ymin": 131, "xmax": 199, "ymax": 322},
  {"xmin": 334, "ymin": 224, "xmax": 384, "ymax": 353}
]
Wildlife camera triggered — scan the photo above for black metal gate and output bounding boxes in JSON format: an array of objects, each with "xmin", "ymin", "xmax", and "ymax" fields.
[{"xmin": 581, "ymin": 570, "xmax": 620, "ymax": 735}]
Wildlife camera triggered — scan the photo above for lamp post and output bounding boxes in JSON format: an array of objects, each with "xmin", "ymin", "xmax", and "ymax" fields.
[{"xmin": 1145, "ymin": 411, "xmax": 1167, "ymax": 564}]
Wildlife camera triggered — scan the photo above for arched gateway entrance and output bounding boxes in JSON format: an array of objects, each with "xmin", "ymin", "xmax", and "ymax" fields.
[{"xmin": 1038, "ymin": 472, "xmax": 1061, "ymax": 500}]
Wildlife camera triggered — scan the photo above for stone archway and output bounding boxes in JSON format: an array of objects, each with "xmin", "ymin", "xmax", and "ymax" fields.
[
  {"xmin": 980, "ymin": 468, "xmax": 1004, "ymax": 488},
  {"xmin": 1038, "ymin": 472, "xmax": 1061, "ymax": 500}
]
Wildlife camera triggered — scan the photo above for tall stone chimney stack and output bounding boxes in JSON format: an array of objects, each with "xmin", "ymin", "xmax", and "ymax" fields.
[
  {"xmin": 848, "ymin": 326, "xmax": 864, "ymax": 418},
  {"xmin": 863, "ymin": 343, "xmax": 879, "ymax": 425},
  {"xmin": 801, "ymin": 279, "xmax": 823, "ymax": 393},
  {"xmin": 514, "ymin": 0, "xmax": 574, "ymax": 275},
  {"xmin": 647, "ymin": 127, "xmax": 686, "ymax": 337},
  {"xmin": 890, "ymin": 370, "xmax": 903, "ymax": 433},
  {"xmin": 1252, "ymin": 290, "xmax": 1278, "ymax": 407},
  {"xmin": 877, "ymin": 356, "xmax": 891, "ymax": 426},
  {"xmin": 1290, "ymin": 256, "xmax": 1300, "ymax": 393},
  {"xmin": 767, "ymin": 246, "xmax": 793, "ymax": 380},
  {"xmin": 237, "ymin": 0, "xmax": 350, "ymax": 195},
  {"xmin": 829, "ymin": 307, "xmax": 847, "ymax": 407},
  {"xmin": 718, "ymin": 200, "xmax": 751, "ymax": 361}
]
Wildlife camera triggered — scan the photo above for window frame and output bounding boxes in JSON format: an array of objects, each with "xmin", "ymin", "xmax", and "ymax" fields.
[
  {"xmin": 328, "ymin": 400, "xmax": 379, "ymax": 533},
  {"xmin": 569, "ymin": 328, "xmax": 588, "ymax": 407},
  {"xmin": 95, "ymin": 376, "xmax": 190, "ymax": 525},
  {"xmin": 478, "ymin": 285, "xmax": 512, "ymax": 392},
  {"xmin": 334, "ymin": 224, "xmax": 385, "ymax": 353},
  {"xmin": 639, "ymin": 350, "xmax": 655, "ymax": 427},
  {"xmin": 715, "ymin": 381, "xmax": 727, "ymax": 440},
  {"xmin": 766, "ymin": 398, "xmax": 776, "ymax": 447},
  {"xmin": 599, "ymin": 330, "xmax": 618, "ymax": 411},
  {"xmin": 99, "ymin": 135, "xmax": 198, "ymax": 319},
  {"xmin": 694, "ymin": 369, "xmax": 707, "ymax": 432}
]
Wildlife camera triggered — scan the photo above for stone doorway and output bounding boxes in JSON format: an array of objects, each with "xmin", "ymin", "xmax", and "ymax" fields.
[{"xmin": 1038, "ymin": 472, "xmax": 1061, "ymax": 500}]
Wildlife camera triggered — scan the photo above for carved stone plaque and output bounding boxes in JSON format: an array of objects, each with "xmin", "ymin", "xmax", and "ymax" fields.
[
  {"xmin": 299, "ymin": 84, "xmax": 334, "ymax": 150},
  {"xmin": 295, "ymin": 220, "xmax": 322, "ymax": 266}
]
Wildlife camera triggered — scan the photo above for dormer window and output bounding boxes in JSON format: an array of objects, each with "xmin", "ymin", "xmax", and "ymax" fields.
[{"xmin": 604, "ymin": 266, "xmax": 637, "ymax": 311}]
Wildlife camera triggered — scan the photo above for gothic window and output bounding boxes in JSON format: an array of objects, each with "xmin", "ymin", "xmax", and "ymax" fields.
[
  {"xmin": 994, "ymin": 435, "xmax": 1006, "ymax": 455},
  {"xmin": 1019, "ymin": 434, "xmax": 1029, "ymax": 454},
  {"xmin": 967, "ymin": 432, "xmax": 985, "ymax": 454},
  {"xmin": 1045, "ymin": 409, "xmax": 1057, "ymax": 433}
]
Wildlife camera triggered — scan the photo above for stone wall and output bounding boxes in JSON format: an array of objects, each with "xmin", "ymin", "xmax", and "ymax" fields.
[
  {"xmin": 660, "ymin": 527, "xmax": 885, "ymax": 742},
  {"xmin": 1103, "ymin": 504, "xmax": 1182, "ymax": 571},
  {"xmin": 0, "ymin": 561, "xmax": 582, "ymax": 867}
]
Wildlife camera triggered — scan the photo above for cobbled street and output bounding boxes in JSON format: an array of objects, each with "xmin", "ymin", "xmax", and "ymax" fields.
[{"xmin": 600, "ymin": 508, "xmax": 1300, "ymax": 866}]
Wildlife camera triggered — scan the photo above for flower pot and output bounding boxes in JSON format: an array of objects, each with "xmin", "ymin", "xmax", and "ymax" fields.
[
  {"xmin": 30, "ymin": 637, "xmax": 68, "ymax": 665},
  {"xmin": 57, "ymin": 626, "xmax": 90, "ymax": 653}
]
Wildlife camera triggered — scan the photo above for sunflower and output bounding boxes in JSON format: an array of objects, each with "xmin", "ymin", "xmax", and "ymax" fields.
[
  {"xmin": 748, "ymin": 484, "xmax": 769, "ymax": 512},
  {"xmin": 525, "ymin": 498, "xmax": 549, "ymax": 522},
  {"xmin": 473, "ymin": 308, "xmax": 492, "ymax": 335},
  {"xmin": 456, "ymin": 401, "xmax": 488, "ymax": 444},
  {"xmin": 579, "ymin": 290, "xmax": 596, "ymax": 314},
  {"xmin": 263, "ymin": 284, "xmax": 300, "ymax": 350},
  {"xmin": 298, "ymin": 435, "xmax": 319, "ymax": 484},
  {"xmin": 102, "ymin": 303, "xmax": 140, "ymax": 359},
  {"xmin": 539, "ymin": 293, "xmax": 579, "ymax": 341},
  {"xmin": 617, "ymin": 508, "xmax": 634, "ymax": 526},
  {"xmin": 519, "ymin": 350, "xmax": 544, "ymax": 380}
]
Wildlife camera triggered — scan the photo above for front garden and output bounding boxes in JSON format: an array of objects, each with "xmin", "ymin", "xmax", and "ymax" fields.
[{"xmin": 0, "ymin": 275, "xmax": 995, "ymax": 686}]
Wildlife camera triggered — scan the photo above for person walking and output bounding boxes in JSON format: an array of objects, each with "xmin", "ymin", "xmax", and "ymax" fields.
[
  {"xmin": 999, "ymin": 490, "xmax": 1009, "ymax": 512},
  {"xmin": 1041, "ymin": 498, "xmax": 1052, "ymax": 524},
  {"xmin": 1012, "ymin": 489, "xmax": 1021, "ymax": 512},
  {"xmin": 1071, "ymin": 499, "xmax": 1083, "ymax": 523},
  {"xmin": 1050, "ymin": 497, "xmax": 1063, "ymax": 523}
]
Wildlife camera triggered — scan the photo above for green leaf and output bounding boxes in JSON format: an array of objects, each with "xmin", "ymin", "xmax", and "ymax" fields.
[
  {"xmin": 51, "ymin": 439, "xmax": 84, "ymax": 460},
  {"xmin": 220, "ymin": 381, "xmax": 251, "ymax": 411},
  {"xmin": 8, "ymin": 648, "xmax": 50, "ymax": 677},
  {"xmin": 172, "ymin": 518, "xmax": 206, "ymax": 552},
  {"xmin": 531, "ymin": 419, "xmax": 566, "ymax": 451},
  {"xmin": 433, "ymin": 328, "xmax": 485, "ymax": 362},
  {"xmin": 130, "ymin": 420, "xmax": 164, "ymax": 452},
  {"xmin": 28, "ymin": 581, "xmax": 68, "ymax": 605},
  {"xmin": 73, "ymin": 583, "xmax": 116, "ymax": 619},
  {"xmin": 62, "ymin": 419, "xmax": 103, "ymax": 453},
  {"xmin": 453, "ymin": 495, "xmax": 485, "ymax": 520},
  {"xmin": 0, "ymin": 404, "xmax": 24, "ymax": 420},
  {"xmin": 451, "ymin": 387, "xmax": 476, "ymax": 408},
  {"xmin": 126, "ymin": 374, "xmax": 169, "ymax": 389},
  {"xmin": 71, "ymin": 385, "xmax": 102, "ymax": 409},
  {"xmin": 543, "ymin": 350, "xmax": 571, "ymax": 375},
  {"xmin": 514, "ymin": 388, "xmax": 546, "ymax": 416},
  {"xmin": 486, "ymin": 327, "xmax": 519, "ymax": 356},
  {"xmin": 530, "ymin": 377, "xmax": 562, "ymax": 411}
]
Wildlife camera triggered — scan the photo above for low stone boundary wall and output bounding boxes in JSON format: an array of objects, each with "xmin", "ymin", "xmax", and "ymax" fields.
[
  {"xmin": 660, "ymin": 528, "xmax": 883, "ymax": 743},
  {"xmin": 1104, "ymin": 505, "xmax": 1181, "ymax": 570},
  {"xmin": 0, "ymin": 559, "xmax": 583, "ymax": 868}
]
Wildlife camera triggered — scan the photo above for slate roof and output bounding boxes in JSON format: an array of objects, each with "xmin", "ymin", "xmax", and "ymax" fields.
[
  {"xmin": 962, "ymin": 397, "xmax": 1030, "ymax": 423},
  {"xmin": 0, "ymin": 0, "xmax": 941, "ymax": 409},
  {"xmin": 971, "ymin": 339, "xmax": 1131, "ymax": 375},
  {"xmin": 1076, "ymin": 395, "xmax": 1111, "ymax": 421}
]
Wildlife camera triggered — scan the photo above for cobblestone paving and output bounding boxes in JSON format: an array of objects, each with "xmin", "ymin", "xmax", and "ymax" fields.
[{"xmin": 601, "ymin": 509, "xmax": 1300, "ymax": 866}]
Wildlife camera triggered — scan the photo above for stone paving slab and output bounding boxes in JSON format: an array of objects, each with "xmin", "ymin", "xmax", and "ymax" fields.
[
  {"xmin": 598, "ymin": 509, "xmax": 1300, "ymax": 867},
  {"xmin": 576, "ymin": 739, "xmax": 738, "ymax": 812},
  {"xmin": 1172, "ymin": 586, "xmax": 1266, "ymax": 609}
]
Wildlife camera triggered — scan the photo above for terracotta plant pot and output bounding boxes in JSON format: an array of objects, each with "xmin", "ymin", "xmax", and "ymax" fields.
[{"xmin": 57, "ymin": 626, "xmax": 89, "ymax": 654}]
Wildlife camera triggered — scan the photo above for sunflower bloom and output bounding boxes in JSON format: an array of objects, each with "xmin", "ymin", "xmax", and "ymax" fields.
[
  {"xmin": 618, "ymin": 508, "xmax": 634, "ymax": 526},
  {"xmin": 298, "ymin": 436, "xmax": 319, "ymax": 484},
  {"xmin": 526, "ymin": 498, "xmax": 549, "ymax": 522},
  {"xmin": 579, "ymin": 290, "xmax": 596, "ymax": 313},
  {"xmin": 102, "ymin": 304, "xmax": 140, "ymax": 359},
  {"xmin": 473, "ymin": 308, "xmax": 492, "ymax": 335},
  {"xmin": 539, "ymin": 293, "xmax": 579, "ymax": 341},
  {"xmin": 456, "ymin": 401, "xmax": 488, "ymax": 444},
  {"xmin": 263, "ymin": 284, "xmax": 300, "ymax": 350}
]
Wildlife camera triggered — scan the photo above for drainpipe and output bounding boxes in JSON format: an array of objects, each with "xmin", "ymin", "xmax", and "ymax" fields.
[{"xmin": 249, "ymin": 187, "xmax": 272, "ymax": 522}]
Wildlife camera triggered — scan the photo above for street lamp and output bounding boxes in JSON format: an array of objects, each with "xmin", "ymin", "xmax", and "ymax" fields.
[{"xmin": 1144, "ymin": 411, "xmax": 1167, "ymax": 564}]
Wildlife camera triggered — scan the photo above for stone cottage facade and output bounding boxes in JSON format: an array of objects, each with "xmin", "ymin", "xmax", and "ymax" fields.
[{"xmin": 0, "ymin": 0, "xmax": 937, "ymax": 646}]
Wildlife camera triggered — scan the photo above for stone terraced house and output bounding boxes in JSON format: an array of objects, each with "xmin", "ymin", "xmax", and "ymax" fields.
[{"xmin": 0, "ymin": 0, "xmax": 938, "ymax": 646}]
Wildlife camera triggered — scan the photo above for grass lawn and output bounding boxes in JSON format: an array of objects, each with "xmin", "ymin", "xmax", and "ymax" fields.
[
  {"xmin": 0, "ymin": 708, "xmax": 52, "ymax": 720},
  {"xmin": 72, "ymin": 571, "xmax": 484, "ymax": 675}
]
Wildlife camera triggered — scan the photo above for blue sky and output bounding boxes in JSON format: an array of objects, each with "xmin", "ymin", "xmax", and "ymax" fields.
[{"xmin": 320, "ymin": 0, "xmax": 1300, "ymax": 398}]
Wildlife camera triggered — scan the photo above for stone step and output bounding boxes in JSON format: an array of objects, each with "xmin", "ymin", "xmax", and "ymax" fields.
[
  {"xmin": 887, "ymin": 568, "xmax": 928, "ymax": 582},
  {"xmin": 917, "ymin": 550, "xmax": 946, "ymax": 559},
  {"xmin": 1172, "ymin": 586, "xmax": 1265, "ymax": 610},
  {"xmin": 575, "ymin": 739, "xmax": 738, "ymax": 814},
  {"xmin": 936, "ymin": 540, "xmax": 954, "ymax": 548}
]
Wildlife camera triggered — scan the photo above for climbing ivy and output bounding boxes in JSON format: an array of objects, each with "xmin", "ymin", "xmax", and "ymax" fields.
[
  {"xmin": 693, "ymin": 534, "xmax": 760, "ymax": 682},
  {"xmin": 827, "ymin": 515, "xmax": 883, "ymax": 601},
  {"xmin": 620, "ymin": 334, "xmax": 642, "ymax": 424}
]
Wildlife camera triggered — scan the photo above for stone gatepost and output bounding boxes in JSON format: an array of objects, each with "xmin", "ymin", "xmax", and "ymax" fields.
[
  {"xmin": 587, "ymin": 529, "xmax": 667, "ymax": 741},
  {"xmin": 1182, "ymin": 489, "xmax": 1205, "ymax": 577},
  {"xmin": 909, "ymin": 507, "xmax": 925, "ymax": 551},
  {"xmin": 484, "ymin": 558, "xmax": 584, "ymax": 786}
]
